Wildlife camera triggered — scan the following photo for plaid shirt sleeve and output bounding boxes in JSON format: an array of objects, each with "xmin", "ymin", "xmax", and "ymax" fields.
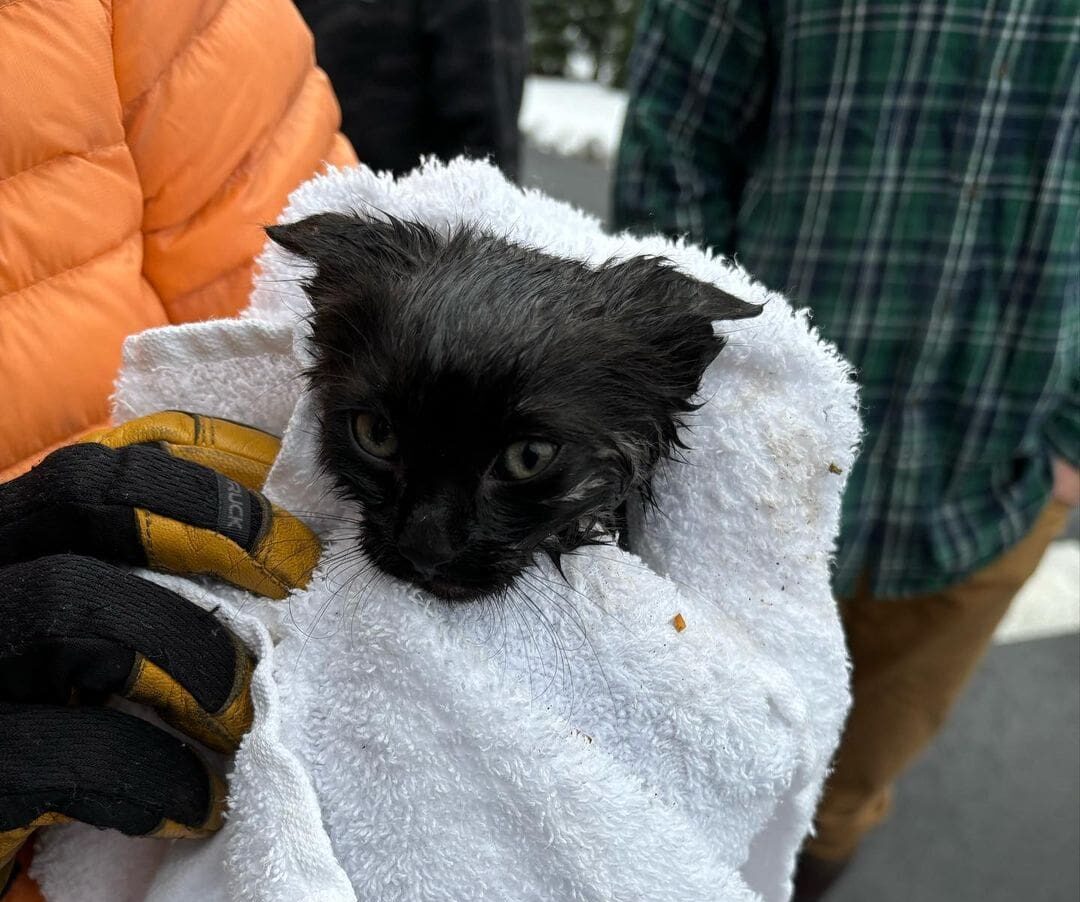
[{"xmin": 613, "ymin": 0, "xmax": 773, "ymax": 253}]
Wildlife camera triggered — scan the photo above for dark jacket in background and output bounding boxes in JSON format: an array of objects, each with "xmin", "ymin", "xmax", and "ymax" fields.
[{"xmin": 296, "ymin": 0, "xmax": 526, "ymax": 180}]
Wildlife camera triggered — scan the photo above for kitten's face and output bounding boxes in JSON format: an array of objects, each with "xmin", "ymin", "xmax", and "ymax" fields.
[
  {"xmin": 267, "ymin": 214, "xmax": 760, "ymax": 601},
  {"xmin": 313, "ymin": 354, "xmax": 629, "ymax": 600}
]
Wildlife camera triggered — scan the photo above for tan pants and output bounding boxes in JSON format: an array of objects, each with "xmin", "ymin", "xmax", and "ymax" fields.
[{"xmin": 806, "ymin": 499, "xmax": 1072, "ymax": 861}]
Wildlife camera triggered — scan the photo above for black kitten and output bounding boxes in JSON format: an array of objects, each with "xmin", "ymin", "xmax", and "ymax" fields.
[{"xmin": 266, "ymin": 213, "xmax": 760, "ymax": 601}]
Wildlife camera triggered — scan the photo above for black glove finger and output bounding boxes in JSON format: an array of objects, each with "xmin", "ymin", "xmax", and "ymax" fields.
[
  {"xmin": 0, "ymin": 440, "xmax": 319, "ymax": 598},
  {"xmin": 0, "ymin": 555, "xmax": 253, "ymax": 753},
  {"xmin": 0, "ymin": 440, "xmax": 264, "ymax": 567},
  {"xmin": 0, "ymin": 438, "xmax": 317, "ymax": 600},
  {"xmin": 0, "ymin": 703, "xmax": 225, "ymax": 870}
]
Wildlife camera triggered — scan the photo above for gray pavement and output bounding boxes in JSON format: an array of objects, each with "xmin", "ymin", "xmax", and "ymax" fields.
[
  {"xmin": 522, "ymin": 143, "xmax": 612, "ymax": 224},
  {"xmin": 831, "ymin": 634, "xmax": 1080, "ymax": 902},
  {"xmin": 522, "ymin": 142, "xmax": 1080, "ymax": 902}
]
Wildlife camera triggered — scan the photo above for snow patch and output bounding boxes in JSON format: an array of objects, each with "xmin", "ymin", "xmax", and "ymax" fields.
[
  {"xmin": 519, "ymin": 76, "xmax": 628, "ymax": 162},
  {"xmin": 995, "ymin": 540, "xmax": 1080, "ymax": 644}
]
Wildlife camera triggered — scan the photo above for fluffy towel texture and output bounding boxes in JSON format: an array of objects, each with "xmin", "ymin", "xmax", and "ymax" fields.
[{"xmin": 32, "ymin": 159, "xmax": 859, "ymax": 902}]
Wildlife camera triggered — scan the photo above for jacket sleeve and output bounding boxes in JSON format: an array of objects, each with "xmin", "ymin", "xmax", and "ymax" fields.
[
  {"xmin": 611, "ymin": 0, "xmax": 772, "ymax": 254},
  {"xmin": 113, "ymin": 0, "xmax": 356, "ymax": 324}
]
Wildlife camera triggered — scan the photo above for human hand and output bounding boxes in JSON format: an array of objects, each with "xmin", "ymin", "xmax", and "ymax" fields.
[
  {"xmin": 0, "ymin": 412, "xmax": 322, "ymax": 892},
  {"xmin": 1052, "ymin": 456, "xmax": 1080, "ymax": 507}
]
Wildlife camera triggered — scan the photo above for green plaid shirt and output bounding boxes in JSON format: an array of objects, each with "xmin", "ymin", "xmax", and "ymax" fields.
[{"xmin": 613, "ymin": 0, "xmax": 1079, "ymax": 598}]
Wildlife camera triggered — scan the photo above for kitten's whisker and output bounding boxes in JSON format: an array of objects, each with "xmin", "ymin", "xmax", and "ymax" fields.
[
  {"xmin": 321, "ymin": 549, "xmax": 372, "ymax": 583},
  {"xmin": 252, "ymin": 535, "xmax": 334, "ymax": 574},
  {"xmin": 526, "ymin": 565, "xmax": 634, "ymax": 639},
  {"xmin": 469, "ymin": 590, "xmax": 510, "ymax": 669},
  {"xmin": 287, "ymin": 578, "xmax": 345, "ymax": 674},
  {"xmin": 474, "ymin": 592, "xmax": 508, "ymax": 658},
  {"xmin": 517, "ymin": 584, "xmax": 568, "ymax": 692},
  {"xmin": 504, "ymin": 584, "xmax": 546, "ymax": 699},
  {"xmin": 345, "ymin": 569, "xmax": 384, "ymax": 648},
  {"xmin": 253, "ymin": 275, "xmax": 309, "ymax": 285},
  {"xmin": 517, "ymin": 571, "xmax": 591, "ymax": 654},
  {"xmin": 279, "ymin": 510, "xmax": 357, "ymax": 525},
  {"xmin": 517, "ymin": 571, "xmax": 615, "ymax": 718},
  {"xmin": 715, "ymin": 323, "xmax": 761, "ymax": 336},
  {"xmin": 289, "ymin": 554, "xmax": 380, "ymax": 670},
  {"xmin": 280, "ymin": 534, "xmax": 368, "ymax": 664},
  {"xmin": 509, "ymin": 584, "xmax": 571, "ymax": 708}
]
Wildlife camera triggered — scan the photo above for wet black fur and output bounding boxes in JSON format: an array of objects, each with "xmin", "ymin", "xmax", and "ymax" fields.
[{"xmin": 267, "ymin": 212, "xmax": 761, "ymax": 601}]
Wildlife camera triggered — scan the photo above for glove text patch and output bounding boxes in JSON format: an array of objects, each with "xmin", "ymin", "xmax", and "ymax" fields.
[{"xmin": 216, "ymin": 473, "xmax": 253, "ymax": 547}]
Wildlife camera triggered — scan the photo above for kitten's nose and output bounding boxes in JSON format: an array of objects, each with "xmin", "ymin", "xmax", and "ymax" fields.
[{"xmin": 397, "ymin": 517, "xmax": 456, "ymax": 577}]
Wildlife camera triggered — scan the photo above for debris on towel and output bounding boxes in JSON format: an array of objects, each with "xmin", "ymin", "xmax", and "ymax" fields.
[{"xmin": 673, "ymin": 613, "xmax": 687, "ymax": 632}]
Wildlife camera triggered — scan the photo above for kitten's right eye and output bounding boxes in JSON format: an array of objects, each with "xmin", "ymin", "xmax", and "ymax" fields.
[
  {"xmin": 497, "ymin": 439, "xmax": 559, "ymax": 481},
  {"xmin": 351, "ymin": 412, "xmax": 399, "ymax": 460}
]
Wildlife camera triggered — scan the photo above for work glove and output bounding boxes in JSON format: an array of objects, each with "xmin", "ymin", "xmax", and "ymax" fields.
[{"xmin": 0, "ymin": 412, "xmax": 322, "ymax": 894}]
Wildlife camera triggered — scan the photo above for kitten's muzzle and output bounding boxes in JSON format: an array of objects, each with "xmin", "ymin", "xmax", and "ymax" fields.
[
  {"xmin": 396, "ymin": 520, "xmax": 457, "ymax": 579},
  {"xmin": 398, "ymin": 544, "xmax": 454, "ymax": 580},
  {"xmin": 417, "ymin": 577, "xmax": 486, "ymax": 601}
]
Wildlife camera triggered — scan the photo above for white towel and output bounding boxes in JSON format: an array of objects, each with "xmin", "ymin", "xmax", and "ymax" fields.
[{"xmin": 32, "ymin": 159, "xmax": 859, "ymax": 902}]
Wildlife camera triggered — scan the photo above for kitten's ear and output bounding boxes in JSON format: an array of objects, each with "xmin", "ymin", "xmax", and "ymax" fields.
[
  {"xmin": 603, "ymin": 255, "xmax": 763, "ymax": 396},
  {"xmin": 265, "ymin": 212, "xmax": 438, "ymax": 276},
  {"xmin": 265, "ymin": 212, "xmax": 358, "ymax": 261},
  {"xmin": 693, "ymin": 282, "xmax": 762, "ymax": 323},
  {"xmin": 605, "ymin": 255, "xmax": 763, "ymax": 323}
]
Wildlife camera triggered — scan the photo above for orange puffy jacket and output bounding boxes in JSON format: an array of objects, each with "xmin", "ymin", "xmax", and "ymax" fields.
[{"xmin": 0, "ymin": 0, "xmax": 356, "ymax": 482}]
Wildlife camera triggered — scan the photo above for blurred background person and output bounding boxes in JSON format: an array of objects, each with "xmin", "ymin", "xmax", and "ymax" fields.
[
  {"xmin": 612, "ymin": 0, "xmax": 1079, "ymax": 899},
  {"xmin": 295, "ymin": 0, "xmax": 527, "ymax": 179}
]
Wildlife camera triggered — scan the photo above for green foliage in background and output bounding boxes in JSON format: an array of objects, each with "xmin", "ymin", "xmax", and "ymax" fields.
[{"xmin": 529, "ymin": 0, "xmax": 641, "ymax": 87}]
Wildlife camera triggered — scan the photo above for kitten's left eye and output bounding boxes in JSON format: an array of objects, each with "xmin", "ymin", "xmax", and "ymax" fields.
[
  {"xmin": 497, "ymin": 439, "xmax": 559, "ymax": 481},
  {"xmin": 351, "ymin": 411, "xmax": 399, "ymax": 460}
]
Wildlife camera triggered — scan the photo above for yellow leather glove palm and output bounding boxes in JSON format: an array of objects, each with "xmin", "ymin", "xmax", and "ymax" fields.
[
  {"xmin": 79, "ymin": 410, "xmax": 319, "ymax": 599},
  {"xmin": 0, "ymin": 412, "xmax": 322, "ymax": 893}
]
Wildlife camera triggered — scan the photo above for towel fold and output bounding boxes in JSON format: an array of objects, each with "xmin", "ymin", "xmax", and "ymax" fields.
[{"xmin": 32, "ymin": 159, "xmax": 859, "ymax": 902}]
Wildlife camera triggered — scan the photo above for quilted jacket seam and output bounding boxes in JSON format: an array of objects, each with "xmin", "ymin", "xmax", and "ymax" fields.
[
  {"xmin": 119, "ymin": 0, "xmax": 231, "ymax": 121},
  {"xmin": 143, "ymin": 64, "xmax": 315, "ymax": 243},
  {"xmin": 3, "ymin": 229, "xmax": 140, "ymax": 298},
  {"xmin": 0, "ymin": 140, "xmax": 127, "ymax": 188}
]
